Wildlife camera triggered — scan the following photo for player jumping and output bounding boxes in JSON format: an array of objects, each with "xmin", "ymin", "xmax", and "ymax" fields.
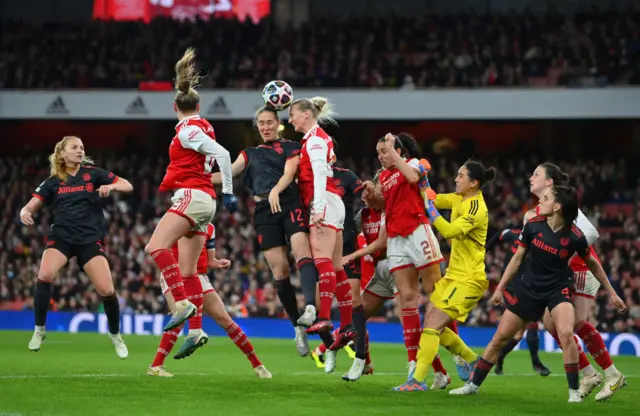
[
  {"xmin": 211, "ymin": 107, "xmax": 324, "ymax": 357},
  {"xmin": 288, "ymin": 97, "xmax": 356, "ymax": 349},
  {"xmin": 144, "ymin": 48, "xmax": 237, "ymax": 332},
  {"xmin": 450, "ymin": 185, "xmax": 626, "ymax": 403}
]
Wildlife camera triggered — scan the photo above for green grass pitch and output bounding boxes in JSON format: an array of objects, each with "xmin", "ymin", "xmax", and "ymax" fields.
[{"xmin": 0, "ymin": 331, "xmax": 637, "ymax": 416}]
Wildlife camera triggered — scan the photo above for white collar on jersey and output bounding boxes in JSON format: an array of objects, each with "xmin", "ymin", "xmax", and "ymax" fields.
[
  {"xmin": 302, "ymin": 124, "xmax": 320, "ymax": 140},
  {"xmin": 175, "ymin": 114, "xmax": 201, "ymax": 128}
]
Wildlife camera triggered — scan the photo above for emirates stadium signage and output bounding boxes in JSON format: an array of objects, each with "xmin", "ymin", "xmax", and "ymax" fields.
[{"xmin": 1, "ymin": 89, "xmax": 639, "ymax": 120}]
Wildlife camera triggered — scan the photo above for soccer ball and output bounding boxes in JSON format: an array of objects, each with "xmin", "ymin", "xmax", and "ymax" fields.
[{"xmin": 262, "ymin": 80, "xmax": 293, "ymax": 111}]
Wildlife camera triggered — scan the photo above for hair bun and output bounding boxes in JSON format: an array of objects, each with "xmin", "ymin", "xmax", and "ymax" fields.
[{"xmin": 484, "ymin": 167, "xmax": 497, "ymax": 182}]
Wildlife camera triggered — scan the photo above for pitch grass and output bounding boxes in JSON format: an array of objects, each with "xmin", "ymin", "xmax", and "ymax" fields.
[{"xmin": 0, "ymin": 331, "xmax": 637, "ymax": 416}]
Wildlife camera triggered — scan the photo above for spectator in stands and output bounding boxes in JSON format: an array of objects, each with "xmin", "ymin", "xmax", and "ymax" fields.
[
  {"xmin": 0, "ymin": 152, "xmax": 637, "ymax": 336},
  {"xmin": 1, "ymin": 7, "xmax": 638, "ymax": 89}
]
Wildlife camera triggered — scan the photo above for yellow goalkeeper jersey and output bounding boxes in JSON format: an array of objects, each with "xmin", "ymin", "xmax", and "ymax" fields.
[{"xmin": 433, "ymin": 191, "xmax": 489, "ymax": 281}]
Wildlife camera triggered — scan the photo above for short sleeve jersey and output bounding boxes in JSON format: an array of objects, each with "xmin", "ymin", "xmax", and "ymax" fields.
[
  {"xmin": 241, "ymin": 139, "xmax": 301, "ymax": 198},
  {"xmin": 33, "ymin": 166, "xmax": 119, "ymax": 245},
  {"xmin": 379, "ymin": 158, "xmax": 429, "ymax": 238},
  {"xmin": 297, "ymin": 125, "xmax": 341, "ymax": 207},
  {"xmin": 160, "ymin": 115, "xmax": 219, "ymax": 198},
  {"xmin": 516, "ymin": 216, "xmax": 591, "ymax": 298}
]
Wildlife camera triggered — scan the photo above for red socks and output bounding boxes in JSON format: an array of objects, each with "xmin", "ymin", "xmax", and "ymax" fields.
[
  {"xmin": 183, "ymin": 275, "xmax": 203, "ymax": 331},
  {"xmin": 151, "ymin": 249, "xmax": 187, "ymax": 302},
  {"xmin": 447, "ymin": 321, "xmax": 458, "ymax": 334},
  {"xmin": 225, "ymin": 322, "xmax": 262, "ymax": 368},
  {"xmin": 401, "ymin": 308, "xmax": 421, "ymax": 362},
  {"xmin": 335, "ymin": 268, "xmax": 353, "ymax": 328},
  {"xmin": 574, "ymin": 320, "xmax": 614, "ymax": 370},
  {"xmin": 432, "ymin": 355, "xmax": 448, "ymax": 375},
  {"xmin": 151, "ymin": 323, "xmax": 184, "ymax": 367},
  {"xmin": 315, "ymin": 258, "xmax": 336, "ymax": 321}
]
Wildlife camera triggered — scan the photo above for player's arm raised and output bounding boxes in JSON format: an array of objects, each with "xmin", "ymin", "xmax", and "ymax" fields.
[
  {"xmin": 385, "ymin": 133, "xmax": 420, "ymax": 184},
  {"xmin": 425, "ymin": 199, "xmax": 482, "ymax": 239},
  {"xmin": 211, "ymin": 153, "xmax": 246, "ymax": 185}
]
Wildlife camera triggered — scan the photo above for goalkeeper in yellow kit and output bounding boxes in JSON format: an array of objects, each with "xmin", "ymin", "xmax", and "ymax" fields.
[{"xmin": 394, "ymin": 159, "xmax": 496, "ymax": 391}]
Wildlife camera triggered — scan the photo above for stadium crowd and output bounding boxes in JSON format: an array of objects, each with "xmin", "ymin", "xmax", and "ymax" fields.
[
  {"xmin": 1, "ymin": 6, "xmax": 640, "ymax": 89},
  {"xmin": 0, "ymin": 152, "xmax": 638, "ymax": 333}
]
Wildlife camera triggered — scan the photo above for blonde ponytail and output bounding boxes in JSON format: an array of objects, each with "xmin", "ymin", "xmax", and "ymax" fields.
[
  {"xmin": 309, "ymin": 96, "xmax": 337, "ymax": 126},
  {"xmin": 277, "ymin": 124, "xmax": 285, "ymax": 138},
  {"xmin": 174, "ymin": 48, "xmax": 201, "ymax": 111},
  {"xmin": 291, "ymin": 96, "xmax": 338, "ymax": 126},
  {"xmin": 49, "ymin": 136, "xmax": 93, "ymax": 181}
]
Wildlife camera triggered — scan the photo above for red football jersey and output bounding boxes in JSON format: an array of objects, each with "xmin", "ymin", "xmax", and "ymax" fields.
[
  {"xmin": 361, "ymin": 207, "xmax": 385, "ymax": 263},
  {"xmin": 160, "ymin": 115, "xmax": 220, "ymax": 198},
  {"xmin": 357, "ymin": 232, "xmax": 375, "ymax": 288},
  {"xmin": 171, "ymin": 223, "xmax": 216, "ymax": 275},
  {"xmin": 379, "ymin": 158, "xmax": 429, "ymax": 237},
  {"xmin": 297, "ymin": 125, "xmax": 341, "ymax": 207}
]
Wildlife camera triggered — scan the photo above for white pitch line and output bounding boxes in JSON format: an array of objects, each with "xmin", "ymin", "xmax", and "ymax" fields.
[{"xmin": 0, "ymin": 372, "xmax": 637, "ymax": 380}]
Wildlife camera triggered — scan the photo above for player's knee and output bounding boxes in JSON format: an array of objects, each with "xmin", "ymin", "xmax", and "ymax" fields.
[
  {"xmin": 291, "ymin": 238, "xmax": 311, "ymax": 260},
  {"xmin": 555, "ymin": 327, "xmax": 574, "ymax": 348},
  {"xmin": 37, "ymin": 270, "xmax": 57, "ymax": 283},
  {"xmin": 94, "ymin": 282, "xmax": 115, "ymax": 297},
  {"xmin": 398, "ymin": 290, "xmax": 417, "ymax": 306},
  {"xmin": 144, "ymin": 242, "xmax": 155, "ymax": 255},
  {"xmin": 492, "ymin": 326, "xmax": 516, "ymax": 346}
]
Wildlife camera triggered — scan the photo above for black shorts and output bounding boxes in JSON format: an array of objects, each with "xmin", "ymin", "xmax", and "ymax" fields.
[
  {"xmin": 504, "ymin": 285, "xmax": 574, "ymax": 323},
  {"xmin": 254, "ymin": 197, "xmax": 308, "ymax": 251},
  {"xmin": 342, "ymin": 238, "xmax": 361, "ymax": 280},
  {"xmin": 46, "ymin": 237, "xmax": 107, "ymax": 269}
]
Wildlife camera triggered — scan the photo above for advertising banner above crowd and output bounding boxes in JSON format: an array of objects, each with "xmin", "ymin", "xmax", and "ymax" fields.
[
  {"xmin": 1, "ymin": 88, "xmax": 639, "ymax": 120},
  {"xmin": 92, "ymin": 0, "xmax": 271, "ymax": 24}
]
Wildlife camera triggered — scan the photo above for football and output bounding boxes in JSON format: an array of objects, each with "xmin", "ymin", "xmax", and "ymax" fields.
[{"xmin": 262, "ymin": 80, "xmax": 293, "ymax": 111}]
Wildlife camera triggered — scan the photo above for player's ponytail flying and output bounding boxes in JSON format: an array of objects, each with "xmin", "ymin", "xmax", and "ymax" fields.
[
  {"xmin": 174, "ymin": 48, "xmax": 201, "ymax": 112},
  {"xmin": 291, "ymin": 96, "xmax": 337, "ymax": 126},
  {"xmin": 49, "ymin": 136, "xmax": 94, "ymax": 181}
]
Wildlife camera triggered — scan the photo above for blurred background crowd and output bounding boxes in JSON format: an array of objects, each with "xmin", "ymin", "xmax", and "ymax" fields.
[
  {"xmin": 0, "ymin": 152, "xmax": 638, "ymax": 333},
  {"xmin": 1, "ymin": 6, "xmax": 640, "ymax": 89}
]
